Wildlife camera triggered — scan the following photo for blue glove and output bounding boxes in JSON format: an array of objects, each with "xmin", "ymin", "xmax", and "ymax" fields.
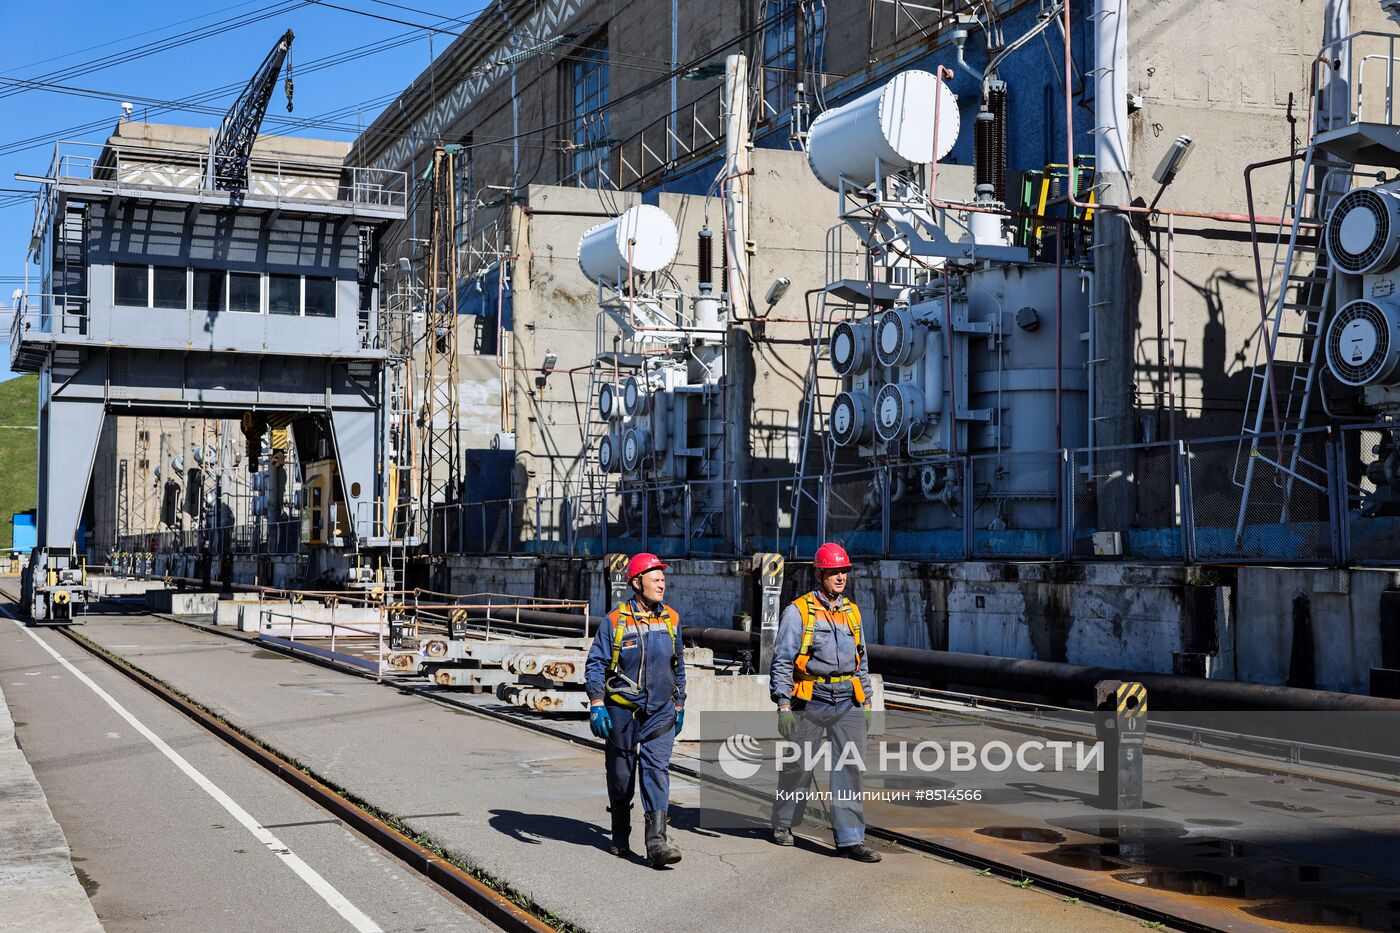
[
  {"xmin": 674, "ymin": 708, "xmax": 685, "ymax": 735},
  {"xmin": 589, "ymin": 704, "xmax": 612, "ymax": 739}
]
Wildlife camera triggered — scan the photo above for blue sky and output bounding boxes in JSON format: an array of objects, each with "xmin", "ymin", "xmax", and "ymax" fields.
[{"xmin": 0, "ymin": 0, "xmax": 469, "ymax": 378}]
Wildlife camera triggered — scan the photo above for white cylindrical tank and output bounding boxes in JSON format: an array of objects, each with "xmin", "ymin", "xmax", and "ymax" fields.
[
  {"xmin": 807, "ymin": 70, "xmax": 959, "ymax": 190},
  {"xmin": 578, "ymin": 204, "xmax": 680, "ymax": 286}
]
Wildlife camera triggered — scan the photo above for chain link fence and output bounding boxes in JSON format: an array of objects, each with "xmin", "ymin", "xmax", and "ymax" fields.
[
  {"xmin": 1069, "ymin": 441, "xmax": 1185, "ymax": 560},
  {"xmin": 122, "ymin": 427, "xmax": 1400, "ymax": 567},
  {"xmin": 1188, "ymin": 428, "xmax": 1336, "ymax": 564},
  {"xmin": 1339, "ymin": 425, "xmax": 1400, "ymax": 565}
]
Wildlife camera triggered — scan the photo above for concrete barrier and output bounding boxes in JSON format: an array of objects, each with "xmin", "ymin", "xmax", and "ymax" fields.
[
  {"xmin": 214, "ymin": 598, "xmax": 263, "ymax": 628},
  {"xmin": 145, "ymin": 589, "xmax": 220, "ymax": 615},
  {"xmin": 683, "ymin": 674, "xmax": 885, "ymax": 742}
]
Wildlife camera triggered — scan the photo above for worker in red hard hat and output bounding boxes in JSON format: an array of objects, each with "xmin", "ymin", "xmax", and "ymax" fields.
[
  {"xmin": 768, "ymin": 541, "xmax": 880, "ymax": 862},
  {"xmin": 585, "ymin": 552, "xmax": 686, "ymax": 868}
]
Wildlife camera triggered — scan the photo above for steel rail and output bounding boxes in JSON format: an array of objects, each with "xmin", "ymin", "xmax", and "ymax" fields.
[{"xmin": 49, "ymin": 625, "xmax": 560, "ymax": 933}]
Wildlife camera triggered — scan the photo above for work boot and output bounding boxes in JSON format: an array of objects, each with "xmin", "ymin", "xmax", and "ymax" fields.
[
  {"xmin": 609, "ymin": 808, "xmax": 631, "ymax": 857},
  {"xmin": 772, "ymin": 825, "xmax": 794, "ymax": 846},
  {"xmin": 838, "ymin": 843, "xmax": 882, "ymax": 863},
  {"xmin": 644, "ymin": 810, "xmax": 682, "ymax": 868}
]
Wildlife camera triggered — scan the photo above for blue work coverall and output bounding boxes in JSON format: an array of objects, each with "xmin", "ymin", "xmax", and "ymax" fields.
[
  {"xmin": 768, "ymin": 590, "xmax": 872, "ymax": 847},
  {"xmin": 585, "ymin": 598, "xmax": 687, "ymax": 814}
]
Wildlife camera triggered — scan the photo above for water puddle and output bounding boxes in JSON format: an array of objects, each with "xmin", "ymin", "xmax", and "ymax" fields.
[
  {"xmin": 974, "ymin": 826, "xmax": 1067, "ymax": 844},
  {"xmin": 1047, "ymin": 816, "xmax": 1185, "ymax": 840},
  {"xmin": 1246, "ymin": 901, "xmax": 1400, "ymax": 931},
  {"xmin": 1033, "ymin": 844, "xmax": 1128, "ymax": 872},
  {"xmin": 1250, "ymin": 799, "xmax": 1324, "ymax": 814},
  {"xmin": 1113, "ymin": 868, "xmax": 1255, "ymax": 899}
]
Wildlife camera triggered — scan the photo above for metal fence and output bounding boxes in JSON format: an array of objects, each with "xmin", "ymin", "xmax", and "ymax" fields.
[{"xmin": 115, "ymin": 425, "xmax": 1400, "ymax": 568}]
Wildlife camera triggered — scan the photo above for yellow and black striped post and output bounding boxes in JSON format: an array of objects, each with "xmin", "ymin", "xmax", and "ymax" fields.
[
  {"xmin": 1095, "ymin": 679, "xmax": 1148, "ymax": 810},
  {"xmin": 449, "ymin": 607, "xmax": 468, "ymax": 639},
  {"xmin": 604, "ymin": 553, "xmax": 631, "ymax": 608},
  {"xmin": 750, "ymin": 553, "xmax": 785, "ymax": 677}
]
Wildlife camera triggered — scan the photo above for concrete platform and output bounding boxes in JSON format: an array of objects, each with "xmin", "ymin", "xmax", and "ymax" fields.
[
  {"xmin": 59, "ymin": 607, "xmax": 1144, "ymax": 933},
  {"xmin": 0, "ymin": 600, "xmax": 492, "ymax": 932},
  {"xmin": 0, "ymin": 682, "xmax": 103, "ymax": 932},
  {"xmin": 143, "ymin": 590, "xmax": 219, "ymax": 615}
]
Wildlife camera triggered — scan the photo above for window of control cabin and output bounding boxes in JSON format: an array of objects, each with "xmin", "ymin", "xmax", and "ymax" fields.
[
  {"xmin": 229, "ymin": 271, "xmax": 261, "ymax": 313},
  {"xmin": 193, "ymin": 269, "xmax": 225, "ymax": 313},
  {"xmin": 152, "ymin": 266, "xmax": 187, "ymax": 310},
  {"xmin": 269, "ymin": 273, "xmax": 300, "ymax": 315},
  {"xmin": 304, "ymin": 276, "xmax": 336, "ymax": 317},
  {"xmin": 114, "ymin": 263, "xmax": 148, "ymax": 307}
]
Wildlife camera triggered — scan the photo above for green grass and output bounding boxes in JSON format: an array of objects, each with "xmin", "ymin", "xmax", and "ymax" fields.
[{"xmin": 0, "ymin": 375, "xmax": 38, "ymax": 549}]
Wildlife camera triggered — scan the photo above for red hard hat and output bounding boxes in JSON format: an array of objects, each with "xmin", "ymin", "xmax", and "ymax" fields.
[
  {"xmin": 813, "ymin": 542, "xmax": 852, "ymax": 571},
  {"xmin": 626, "ymin": 552, "xmax": 668, "ymax": 581}
]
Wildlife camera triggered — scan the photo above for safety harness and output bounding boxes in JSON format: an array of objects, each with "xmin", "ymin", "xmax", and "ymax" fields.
[
  {"xmin": 606, "ymin": 600, "xmax": 679, "ymax": 708},
  {"xmin": 792, "ymin": 591, "xmax": 866, "ymax": 704}
]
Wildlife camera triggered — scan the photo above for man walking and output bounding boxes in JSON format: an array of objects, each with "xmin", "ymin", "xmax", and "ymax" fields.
[
  {"xmin": 585, "ymin": 552, "xmax": 686, "ymax": 868},
  {"xmin": 769, "ymin": 542, "xmax": 881, "ymax": 862}
]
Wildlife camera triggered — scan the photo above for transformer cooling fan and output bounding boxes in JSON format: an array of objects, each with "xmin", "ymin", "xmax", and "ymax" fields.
[
  {"xmin": 874, "ymin": 382, "xmax": 925, "ymax": 442},
  {"xmin": 1325, "ymin": 299, "xmax": 1400, "ymax": 387},
  {"xmin": 1325, "ymin": 187, "xmax": 1400, "ymax": 275},
  {"xmin": 830, "ymin": 391, "xmax": 871, "ymax": 447},
  {"xmin": 829, "ymin": 320, "xmax": 871, "ymax": 376},
  {"xmin": 874, "ymin": 308, "xmax": 926, "ymax": 368}
]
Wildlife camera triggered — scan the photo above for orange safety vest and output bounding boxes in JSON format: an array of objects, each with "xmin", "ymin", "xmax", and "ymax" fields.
[
  {"xmin": 606, "ymin": 601, "xmax": 679, "ymax": 708},
  {"xmin": 792, "ymin": 591, "xmax": 866, "ymax": 704}
]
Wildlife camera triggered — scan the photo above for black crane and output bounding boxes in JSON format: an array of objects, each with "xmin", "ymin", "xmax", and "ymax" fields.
[{"xmin": 212, "ymin": 29, "xmax": 295, "ymax": 191}]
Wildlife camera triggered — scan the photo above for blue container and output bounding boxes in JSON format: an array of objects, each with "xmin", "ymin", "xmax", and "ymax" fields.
[{"xmin": 11, "ymin": 511, "xmax": 36, "ymax": 554}]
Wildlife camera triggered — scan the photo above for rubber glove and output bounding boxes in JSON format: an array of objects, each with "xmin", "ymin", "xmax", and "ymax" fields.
[
  {"xmin": 777, "ymin": 709, "xmax": 796, "ymax": 739},
  {"xmin": 589, "ymin": 704, "xmax": 613, "ymax": 739},
  {"xmin": 674, "ymin": 708, "xmax": 685, "ymax": 735}
]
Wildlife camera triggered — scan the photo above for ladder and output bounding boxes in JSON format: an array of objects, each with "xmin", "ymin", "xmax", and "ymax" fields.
[
  {"xmin": 1233, "ymin": 145, "xmax": 1350, "ymax": 542},
  {"xmin": 788, "ymin": 290, "xmax": 849, "ymax": 553}
]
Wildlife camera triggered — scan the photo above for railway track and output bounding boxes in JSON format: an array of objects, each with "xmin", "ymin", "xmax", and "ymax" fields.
[
  {"xmin": 43, "ymin": 621, "xmax": 566, "ymax": 933},
  {"xmin": 59, "ymin": 595, "xmax": 1400, "ymax": 933}
]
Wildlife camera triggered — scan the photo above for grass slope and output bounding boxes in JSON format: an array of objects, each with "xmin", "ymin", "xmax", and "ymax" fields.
[{"xmin": 0, "ymin": 375, "xmax": 38, "ymax": 549}]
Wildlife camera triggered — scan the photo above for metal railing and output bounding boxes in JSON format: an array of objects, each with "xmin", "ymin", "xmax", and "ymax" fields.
[
  {"xmin": 42, "ymin": 140, "xmax": 408, "ymax": 212},
  {"xmin": 116, "ymin": 425, "xmax": 1400, "ymax": 568}
]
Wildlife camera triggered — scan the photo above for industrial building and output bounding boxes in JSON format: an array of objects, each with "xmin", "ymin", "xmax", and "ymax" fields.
[
  {"xmin": 15, "ymin": 0, "xmax": 1400, "ymax": 696},
  {"xmin": 16, "ymin": 6, "xmax": 1400, "ymax": 930}
]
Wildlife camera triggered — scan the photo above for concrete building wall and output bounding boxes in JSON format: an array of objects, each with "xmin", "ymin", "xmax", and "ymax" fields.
[{"xmin": 1123, "ymin": 0, "xmax": 1394, "ymax": 440}]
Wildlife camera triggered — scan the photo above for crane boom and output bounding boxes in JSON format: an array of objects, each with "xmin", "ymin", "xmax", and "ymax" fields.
[{"xmin": 212, "ymin": 29, "xmax": 294, "ymax": 191}]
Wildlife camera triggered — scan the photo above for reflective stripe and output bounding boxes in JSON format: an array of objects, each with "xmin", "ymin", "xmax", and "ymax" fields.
[{"xmin": 608, "ymin": 602, "xmax": 678, "ymax": 673}]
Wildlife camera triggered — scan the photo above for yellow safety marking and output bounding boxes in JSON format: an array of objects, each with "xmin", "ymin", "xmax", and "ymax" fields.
[
  {"xmin": 1116, "ymin": 682, "xmax": 1147, "ymax": 717},
  {"xmin": 764, "ymin": 555, "xmax": 784, "ymax": 580},
  {"xmin": 450, "ymin": 608, "xmax": 467, "ymax": 626},
  {"xmin": 608, "ymin": 553, "xmax": 628, "ymax": 574}
]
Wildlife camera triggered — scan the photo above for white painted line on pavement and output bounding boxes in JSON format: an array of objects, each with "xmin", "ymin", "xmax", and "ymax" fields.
[{"xmin": 10, "ymin": 619, "xmax": 383, "ymax": 933}]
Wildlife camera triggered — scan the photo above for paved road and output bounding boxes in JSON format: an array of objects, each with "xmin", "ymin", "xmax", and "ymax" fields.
[
  {"xmin": 21, "ymin": 601, "xmax": 1150, "ymax": 933},
  {"xmin": 0, "ymin": 611, "xmax": 492, "ymax": 933}
]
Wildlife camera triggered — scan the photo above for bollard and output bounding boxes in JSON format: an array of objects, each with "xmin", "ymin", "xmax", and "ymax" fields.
[
  {"xmin": 604, "ymin": 553, "xmax": 631, "ymax": 609},
  {"xmin": 387, "ymin": 603, "xmax": 408, "ymax": 650},
  {"xmin": 750, "ymin": 553, "xmax": 785, "ymax": 679},
  {"xmin": 1095, "ymin": 680, "xmax": 1147, "ymax": 810}
]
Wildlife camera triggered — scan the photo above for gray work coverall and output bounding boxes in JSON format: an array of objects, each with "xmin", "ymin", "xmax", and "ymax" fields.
[{"xmin": 768, "ymin": 590, "xmax": 872, "ymax": 847}]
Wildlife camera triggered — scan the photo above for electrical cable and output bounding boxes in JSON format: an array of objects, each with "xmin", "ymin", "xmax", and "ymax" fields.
[{"xmin": 0, "ymin": 1, "xmax": 313, "ymax": 102}]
